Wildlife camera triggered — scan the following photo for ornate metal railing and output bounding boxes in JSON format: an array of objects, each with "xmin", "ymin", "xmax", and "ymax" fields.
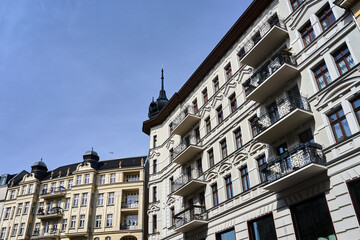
[
  {"xmin": 41, "ymin": 186, "xmax": 66, "ymax": 195},
  {"xmin": 242, "ymin": 18, "xmax": 287, "ymax": 56},
  {"xmin": 33, "ymin": 228, "xmax": 59, "ymax": 237},
  {"xmin": 171, "ymin": 168, "xmax": 204, "ymax": 193},
  {"xmin": 260, "ymin": 143, "xmax": 325, "ymax": 183},
  {"xmin": 173, "ymin": 134, "xmax": 201, "ymax": 160},
  {"xmin": 250, "ymin": 95, "xmax": 311, "ymax": 137},
  {"xmin": 243, "ymin": 50, "xmax": 296, "ymax": 96},
  {"xmin": 121, "ymin": 201, "xmax": 139, "ymax": 209},
  {"xmin": 120, "ymin": 223, "xmax": 138, "ymax": 230},
  {"xmin": 171, "ymin": 106, "xmax": 199, "ymax": 132},
  {"xmin": 37, "ymin": 206, "xmax": 63, "ymax": 216},
  {"xmin": 174, "ymin": 205, "xmax": 207, "ymax": 229}
]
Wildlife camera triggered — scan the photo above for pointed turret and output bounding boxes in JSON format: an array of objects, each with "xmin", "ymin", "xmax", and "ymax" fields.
[{"xmin": 148, "ymin": 69, "xmax": 169, "ymax": 119}]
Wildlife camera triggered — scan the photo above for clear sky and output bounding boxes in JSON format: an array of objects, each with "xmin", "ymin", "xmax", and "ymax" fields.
[{"xmin": 0, "ymin": 0, "xmax": 253, "ymax": 174}]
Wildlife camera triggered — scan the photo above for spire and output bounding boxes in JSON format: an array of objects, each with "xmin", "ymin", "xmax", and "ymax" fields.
[
  {"xmin": 161, "ymin": 68, "xmax": 164, "ymax": 90},
  {"xmin": 148, "ymin": 68, "xmax": 169, "ymax": 119},
  {"xmin": 158, "ymin": 68, "xmax": 167, "ymax": 101}
]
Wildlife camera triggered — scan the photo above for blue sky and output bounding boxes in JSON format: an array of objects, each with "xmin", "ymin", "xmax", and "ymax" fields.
[{"xmin": 0, "ymin": 0, "xmax": 253, "ymax": 174}]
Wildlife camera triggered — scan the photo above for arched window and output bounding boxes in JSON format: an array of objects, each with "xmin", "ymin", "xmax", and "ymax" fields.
[
  {"xmin": 94, "ymin": 238, "xmax": 99, "ymax": 240},
  {"xmin": 105, "ymin": 237, "xmax": 111, "ymax": 240}
]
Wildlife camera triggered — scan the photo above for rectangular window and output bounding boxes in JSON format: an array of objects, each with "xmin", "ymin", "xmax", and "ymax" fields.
[
  {"xmin": 208, "ymin": 149, "xmax": 215, "ymax": 168},
  {"xmin": 153, "ymin": 135, "xmax": 157, "ymax": 148},
  {"xmin": 70, "ymin": 216, "xmax": 76, "ymax": 228},
  {"xmin": 348, "ymin": 178, "xmax": 360, "ymax": 224},
  {"xmin": 62, "ymin": 219, "xmax": 67, "ymax": 231},
  {"xmin": 11, "ymin": 224, "xmax": 17, "ymax": 236},
  {"xmin": 10, "ymin": 190, "xmax": 15, "ymax": 200},
  {"xmin": 51, "ymin": 183, "xmax": 56, "ymax": 193},
  {"xmin": 84, "ymin": 174, "xmax": 90, "ymax": 184},
  {"xmin": 110, "ymin": 173, "xmax": 116, "ymax": 184},
  {"xmin": 234, "ymin": 128, "xmax": 243, "ymax": 149},
  {"xmin": 169, "ymin": 148, "xmax": 174, "ymax": 161},
  {"xmin": 4, "ymin": 208, "xmax": 10, "ymax": 219},
  {"xmin": 23, "ymin": 202, "xmax": 29, "ymax": 215},
  {"xmin": 225, "ymin": 64, "xmax": 232, "ymax": 81},
  {"xmin": 100, "ymin": 175, "xmax": 105, "ymax": 185},
  {"xmin": 299, "ymin": 128, "xmax": 314, "ymax": 144},
  {"xmin": 250, "ymin": 116, "xmax": 260, "ymax": 137},
  {"xmin": 68, "ymin": 180, "xmax": 73, "ymax": 190},
  {"xmin": 333, "ymin": 45, "xmax": 355, "ymax": 75},
  {"xmin": 217, "ymin": 105, "xmax": 223, "ymax": 124},
  {"xmin": 291, "ymin": 0, "xmax": 304, "ymax": 10},
  {"xmin": 153, "ymin": 186, "xmax": 157, "ymax": 202},
  {"xmin": 153, "ymin": 160, "xmax": 157, "ymax": 174},
  {"xmin": 248, "ymin": 214, "xmax": 277, "ymax": 240},
  {"xmin": 79, "ymin": 215, "xmax": 85, "ymax": 228},
  {"xmin": 125, "ymin": 174, "xmax": 139, "ymax": 182},
  {"xmin": 313, "ymin": 61, "xmax": 331, "ymax": 90},
  {"xmin": 28, "ymin": 184, "xmax": 33, "ymax": 194},
  {"xmin": 252, "ymin": 31, "xmax": 261, "ymax": 44},
  {"xmin": 65, "ymin": 198, "xmax": 70, "ymax": 210},
  {"xmin": 106, "ymin": 214, "xmax": 113, "ymax": 227},
  {"xmin": 82, "ymin": 193, "xmax": 88, "ymax": 206},
  {"xmin": 291, "ymin": 195, "xmax": 336, "ymax": 240},
  {"xmin": 238, "ymin": 47, "xmax": 245, "ymax": 63},
  {"xmin": 108, "ymin": 192, "xmax": 115, "ymax": 205},
  {"xmin": 95, "ymin": 215, "xmax": 102, "ymax": 228},
  {"xmin": 213, "ymin": 77, "xmax": 219, "ymax": 92},
  {"xmin": 60, "ymin": 181, "xmax": 64, "ymax": 188},
  {"xmin": 205, "ymin": 117, "xmax": 211, "ymax": 134},
  {"xmin": 98, "ymin": 193, "xmax": 104, "ymax": 206},
  {"xmin": 300, "ymin": 22, "xmax": 315, "ymax": 46},
  {"xmin": 1, "ymin": 228, "xmax": 6, "ymax": 239},
  {"xmin": 318, "ymin": 4, "xmax": 335, "ymax": 31},
  {"xmin": 170, "ymin": 207, "xmax": 175, "ymax": 226},
  {"xmin": 220, "ymin": 139, "xmax": 227, "ymax": 159},
  {"xmin": 225, "ymin": 176, "xmax": 233, "ymax": 199},
  {"xmin": 216, "ymin": 228, "xmax": 236, "ymax": 240},
  {"xmin": 257, "ymin": 155, "xmax": 267, "ymax": 182},
  {"xmin": 267, "ymin": 102, "xmax": 279, "ymax": 124},
  {"xmin": 352, "ymin": 97, "xmax": 360, "ymax": 125},
  {"xmin": 229, "ymin": 93, "xmax": 237, "ymax": 113},
  {"xmin": 17, "ymin": 203, "xmax": 23, "ymax": 215},
  {"xmin": 328, "ymin": 108, "xmax": 351, "ymax": 142},
  {"xmin": 73, "ymin": 194, "xmax": 79, "ymax": 207},
  {"xmin": 212, "ymin": 184, "xmax": 219, "ymax": 206},
  {"xmin": 268, "ymin": 14, "xmax": 280, "ymax": 28},
  {"xmin": 241, "ymin": 167, "xmax": 250, "ymax": 191},
  {"xmin": 153, "ymin": 215, "xmax": 157, "ymax": 233},
  {"xmin": 193, "ymin": 99, "xmax": 198, "ymax": 114},
  {"xmin": 202, "ymin": 88, "xmax": 208, "ymax": 103},
  {"xmin": 76, "ymin": 176, "xmax": 82, "ymax": 185},
  {"xmin": 21, "ymin": 186, "xmax": 27, "ymax": 195},
  {"xmin": 19, "ymin": 223, "xmax": 24, "ymax": 236}
]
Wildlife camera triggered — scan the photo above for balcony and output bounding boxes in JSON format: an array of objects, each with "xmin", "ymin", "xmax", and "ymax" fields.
[
  {"xmin": 37, "ymin": 207, "xmax": 63, "ymax": 220},
  {"xmin": 32, "ymin": 228, "xmax": 60, "ymax": 239},
  {"xmin": 172, "ymin": 106, "xmax": 201, "ymax": 136},
  {"xmin": 121, "ymin": 201, "xmax": 139, "ymax": 209},
  {"xmin": 173, "ymin": 205, "xmax": 208, "ymax": 233},
  {"xmin": 261, "ymin": 143, "xmax": 327, "ymax": 192},
  {"xmin": 243, "ymin": 50, "xmax": 299, "ymax": 103},
  {"xmin": 251, "ymin": 96, "xmax": 313, "ymax": 144},
  {"xmin": 120, "ymin": 223, "xmax": 139, "ymax": 230},
  {"xmin": 241, "ymin": 18, "xmax": 288, "ymax": 67},
  {"xmin": 172, "ymin": 135, "xmax": 203, "ymax": 165},
  {"xmin": 40, "ymin": 186, "xmax": 66, "ymax": 199},
  {"xmin": 172, "ymin": 169, "xmax": 206, "ymax": 197}
]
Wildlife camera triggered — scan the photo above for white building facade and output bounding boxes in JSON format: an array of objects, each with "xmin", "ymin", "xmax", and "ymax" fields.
[{"xmin": 143, "ymin": 0, "xmax": 360, "ymax": 239}]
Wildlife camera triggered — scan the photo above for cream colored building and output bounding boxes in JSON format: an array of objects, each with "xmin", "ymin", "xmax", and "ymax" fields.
[
  {"xmin": 0, "ymin": 150, "xmax": 146, "ymax": 240},
  {"xmin": 143, "ymin": 0, "xmax": 360, "ymax": 239}
]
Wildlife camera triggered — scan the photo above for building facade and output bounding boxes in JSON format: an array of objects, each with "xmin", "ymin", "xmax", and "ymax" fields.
[
  {"xmin": 0, "ymin": 150, "xmax": 146, "ymax": 240},
  {"xmin": 143, "ymin": 0, "xmax": 360, "ymax": 239}
]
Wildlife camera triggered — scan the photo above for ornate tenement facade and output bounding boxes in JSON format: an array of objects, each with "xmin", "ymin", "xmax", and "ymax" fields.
[
  {"xmin": 0, "ymin": 150, "xmax": 146, "ymax": 240},
  {"xmin": 143, "ymin": 0, "xmax": 360, "ymax": 239}
]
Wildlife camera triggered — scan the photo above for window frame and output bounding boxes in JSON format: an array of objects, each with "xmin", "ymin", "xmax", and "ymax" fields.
[
  {"xmin": 224, "ymin": 63, "xmax": 232, "ymax": 81},
  {"xmin": 240, "ymin": 167, "xmax": 250, "ymax": 191},
  {"xmin": 217, "ymin": 105, "xmax": 223, "ymax": 124},
  {"xmin": 205, "ymin": 117, "xmax": 211, "ymax": 134},
  {"xmin": 333, "ymin": 45, "xmax": 355, "ymax": 75},
  {"xmin": 211, "ymin": 183, "xmax": 219, "ymax": 207},
  {"xmin": 229, "ymin": 93, "xmax": 237, "ymax": 113},
  {"xmin": 224, "ymin": 175, "xmax": 233, "ymax": 199},
  {"xmin": 300, "ymin": 22, "xmax": 315, "ymax": 47},
  {"xmin": 213, "ymin": 77, "xmax": 220, "ymax": 93},
  {"xmin": 351, "ymin": 96, "xmax": 360, "ymax": 125},
  {"xmin": 220, "ymin": 139, "xmax": 227, "ymax": 159},
  {"xmin": 312, "ymin": 61, "xmax": 331, "ymax": 90},
  {"xmin": 328, "ymin": 108, "xmax": 351, "ymax": 142},
  {"xmin": 202, "ymin": 88, "xmax": 208, "ymax": 104},
  {"xmin": 208, "ymin": 148, "xmax": 214, "ymax": 168},
  {"xmin": 234, "ymin": 128, "xmax": 243, "ymax": 150},
  {"xmin": 317, "ymin": 4, "xmax": 335, "ymax": 31}
]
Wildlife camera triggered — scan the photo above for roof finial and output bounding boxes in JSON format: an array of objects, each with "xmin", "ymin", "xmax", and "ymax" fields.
[
  {"xmin": 161, "ymin": 68, "xmax": 164, "ymax": 90},
  {"xmin": 40, "ymin": 158, "xmax": 43, "ymax": 162}
]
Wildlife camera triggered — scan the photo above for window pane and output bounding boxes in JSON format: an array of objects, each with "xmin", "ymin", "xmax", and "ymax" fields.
[{"xmin": 248, "ymin": 214, "xmax": 277, "ymax": 240}]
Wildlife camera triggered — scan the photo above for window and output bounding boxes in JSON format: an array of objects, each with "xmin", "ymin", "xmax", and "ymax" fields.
[
  {"xmin": 100, "ymin": 175, "xmax": 105, "ymax": 185},
  {"xmin": 352, "ymin": 97, "xmax": 360, "ymax": 125},
  {"xmin": 19, "ymin": 223, "xmax": 24, "ymax": 236},
  {"xmin": 84, "ymin": 174, "xmax": 90, "ymax": 184},
  {"xmin": 68, "ymin": 180, "xmax": 73, "ymax": 189},
  {"xmin": 205, "ymin": 117, "xmax": 211, "ymax": 134},
  {"xmin": 108, "ymin": 192, "xmax": 115, "ymax": 205},
  {"xmin": 105, "ymin": 237, "xmax": 111, "ymax": 240},
  {"xmin": 250, "ymin": 116, "xmax": 260, "ymax": 137},
  {"xmin": 10, "ymin": 190, "xmax": 15, "ymax": 200},
  {"xmin": 216, "ymin": 228, "xmax": 236, "ymax": 240},
  {"xmin": 153, "ymin": 135, "xmax": 157, "ymax": 148},
  {"xmin": 348, "ymin": 178, "xmax": 360, "ymax": 224},
  {"xmin": 241, "ymin": 167, "xmax": 250, "ymax": 191},
  {"xmin": 28, "ymin": 184, "xmax": 33, "ymax": 194},
  {"xmin": 193, "ymin": 99, "xmax": 198, "ymax": 114},
  {"xmin": 252, "ymin": 31, "xmax": 261, "ymax": 44},
  {"xmin": 65, "ymin": 198, "xmax": 70, "ymax": 210},
  {"xmin": 220, "ymin": 139, "xmax": 227, "ymax": 159},
  {"xmin": 126, "ymin": 174, "xmax": 139, "ymax": 182},
  {"xmin": 213, "ymin": 77, "xmax": 219, "ymax": 92},
  {"xmin": 82, "ymin": 193, "xmax": 88, "ymax": 206},
  {"xmin": 98, "ymin": 193, "xmax": 104, "ymax": 206},
  {"xmin": 195, "ymin": 127, "xmax": 200, "ymax": 143},
  {"xmin": 328, "ymin": 108, "xmax": 351, "ymax": 142},
  {"xmin": 79, "ymin": 215, "xmax": 85, "ymax": 228},
  {"xmin": 23, "ymin": 202, "xmax": 29, "ymax": 214},
  {"xmin": 217, "ymin": 105, "xmax": 223, "ymax": 124},
  {"xmin": 267, "ymin": 102, "xmax": 279, "ymax": 124},
  {"xmin": 73, "ymin": 194, "xmax": 79, "ymax": 207},
  {"xmin": 299, "ymin": 128, "xmax": 314, "ymax": 144},
  {"xmin": 153, "ymin": 186, "xmax": 157, "ymax": 202},
  {"xmin": 202, "ymin": 88, "xmax": 208, "ymax": 103},
  {"xmin": 4, "ymin": 208, "xmax": 10, "ymax": 219},
  {"xmin": 225, "ymin": 64, "xmax": 232, "ymax": 81},
  {"xmin": 333, "ymin": 45, "xmax": 355, "ymax": 75},
  {"xmin": 153, "ymin": 215, "xmax": 157, "ymax": 233},
  {"xmin": 1, "ymin": 228, "xmax": 6, "ymax": 239},
  {"xmin": 318, "ymin": 4, "xmax": 335, "ymax": 31},
  {"xmin": 208, "ymin": 149, "xmax": 215, "ymax": 168},
  {"xmin": 70, "ymin": 216, "xmax": 76, "ymax": 228},
  {"xmin": 291, "ymin": 195, "xmax": 336, "ymax": 240},
  {"xmin": 248, "ymin": 214, "xmax": 277, "ymax": 240},
  {"xmin": 11, "ymin": 224, "xmax": 17, "ymax": 236},
  {"xmin": 300, "ymin": 22, "xmax": 315, "ymax": 46},
  {"xmin": 56, "ymin": 200, "xmax": 61, "ymax": 208},
  {"xmin": 17, "ymin": 203, "xmax": 23, "ymax": 215},
  {"xmin": 21, "ymin": 186, "xmax": 27, "ymax": 195},
  {"xmin": 313, "ymin": 61, "xmax": 331, "ymax": 89},
  {"xmin": 238, "ymin": 47, "xmax": 245, "ymax": 65},
  {"xmin": 95, "ymin": 215, "xmax": 102, "ymax": 228},
  {"xmin": 62, "ymin": 219, "xmax": 67, "ymax": 231},
  {"xmin": 229, "ymin": 93, "xmax": 237, "ymax": 113},
  {"xmin": 153, "ymin": 160, "xmax": 157, "ymax": 174},
  {"xmin": 212, "ymin": 184, "xmax": 219, "ymax": 206},
  {"xmin": 225, "ymin": 176, "xmax": 233, "ymax": 199},
  {"xmin": 290, "ymin": 0, "xmax": 304, "ymax": 10},
  {"xmin": 76, "ymin": 176, "xmax": 82, "ymax": 185},
  {"xmin": 110, "ymin": 173, "xmax": 116, "ymax": 184},
  {"xmin": 234, "ymin": 128, "xmax": 243, "ymax": 149},
  {"xmin": 60, "ymin": 181, "xmax": 64, "ymax": 188},
  {"xmin": 257, "ymin": 155, "xmax": 267, "ymax": 183},
  {"xmin": 106, "ymin": 214, "xmax": 113, "ymax": 227},
  {"xmin": 51, "ymin": 183, "xmax": 56, "ymax": 192},
  {"xmin": 268, "ymin": 14, "xmax": 280, "ymax": 28},
  {"xmin": 169, "ymin": 148, "xmax": 174, "ymax": 161},
  {"xmin": 170, "ymin": 207, "xmax": 175, "ymax": 226}
]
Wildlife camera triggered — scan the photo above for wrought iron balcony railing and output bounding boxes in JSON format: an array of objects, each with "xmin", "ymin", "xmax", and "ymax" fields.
[
  {"xmin": 41, "ymin": 186, "xmax": 66, "ymax": 195},
  {"xmin": 171, "ymin": 106, "xmax": 199, "ymax": 131},
  {"xmin": 121, "ymin": 201, "xmax": 139, "ymax": 209},
  {"xmin": 37, "ymin": 207, "xmax": 63, "ymax": 216},
  {"xmin": 251, "ymin": 95, "xmax": 311, "ymax": 137},
  {"xmin": 173, "ymin": 205, "xmax": 207, "ymax": 229},
  {"xmin": 243, "ymin": 50, "xmax": 296, "ymax": 96},
  {"xmin": 260, "ymin": 143, "xmax": 325, "ymax": 183},
  {"xmin": 120, "ymin": 223, "xmax": 138, "ymax": 230},
  {"xmin": 172, "ymin": 168, "xmax": 203, "ymax": 193},
  {"xmin": 33, "ymin": 228, "xmax": 59, "ymax": 237},
  {"xmin": 173, "ymin": 134, "xmax": 201, "ymax": 160}
]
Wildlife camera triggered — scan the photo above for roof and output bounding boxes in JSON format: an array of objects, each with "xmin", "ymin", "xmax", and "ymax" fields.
[{"xmin": 142, "ymin": 0, "xmax": 272, "ymax": 135}]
